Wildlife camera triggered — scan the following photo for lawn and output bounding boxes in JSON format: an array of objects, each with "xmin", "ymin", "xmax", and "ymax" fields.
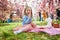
[{"xmin": 0, "ymin": 21, "xmax": 60, "ymax": 40}]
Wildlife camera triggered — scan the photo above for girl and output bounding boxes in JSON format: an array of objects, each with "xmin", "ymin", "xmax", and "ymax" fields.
[
  {"xmin": 6, "ymin": 13, "xmax": 13, "ymax": 23},
  {"xmin": 13, "ymin": 6, "xmax": 36, "ymax": 34},
  {"xmin": 43, "ymin": 10, "xmax": 47, "ymax": 21},
  {"xmin": 13, "ymin": 6, "xmax": 52, "ymax": 34}
]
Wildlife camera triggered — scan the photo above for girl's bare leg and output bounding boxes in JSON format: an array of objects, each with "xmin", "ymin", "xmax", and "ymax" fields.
[
  {"xmin": 13, "ymin": 26, "xmax": 22, "ymax": 31},
  {"xmin": 14, "ymin": 24, "xmax": 32, "ymax": 34},
  {"xmin": 30, "ymin": 23, "xmax": 36, "ymax": 28}
]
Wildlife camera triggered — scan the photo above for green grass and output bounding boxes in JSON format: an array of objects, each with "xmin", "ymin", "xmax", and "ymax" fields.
[
  {"xmin": 0, "ymin": 21, "xmax": 60, "ymax": 40},
  {"xmin": 34, "ymin": 21, "xmax": 47, "ymax": 26},
  {"xmin": 52, "ymin": 20, "xmax": 60, "ymax": 24}
]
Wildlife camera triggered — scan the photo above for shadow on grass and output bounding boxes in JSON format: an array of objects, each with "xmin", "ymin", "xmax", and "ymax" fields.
[
  {"xmin": 0, "ymin": 23, "xmax": 10, "ymax": 27},
  {"xmin": 0, "ymin": 30, "xmax": 60, "ymax": 40}
]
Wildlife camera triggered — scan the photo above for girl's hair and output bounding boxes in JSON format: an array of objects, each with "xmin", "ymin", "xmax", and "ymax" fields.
[
  {"xmin": 24, "ymin": 7, "xmax": 32, "ymax": 18},
  {"xmin": 10, "ymin": 13, "xmax": 14, "ymax": 19},
  {"xmin": 10, "ymin": 13, "xmax": 13, "ymax": 19}
]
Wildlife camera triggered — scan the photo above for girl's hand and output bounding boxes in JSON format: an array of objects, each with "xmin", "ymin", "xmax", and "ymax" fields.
[{"xmin": 28, "ymin": 13, "xmax": 31, "ymax": 18}]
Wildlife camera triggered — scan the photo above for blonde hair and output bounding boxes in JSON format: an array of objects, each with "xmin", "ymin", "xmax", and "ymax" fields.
[{"xmin": 24, "ymin": 6, "xmax": 32, "ymax": 17}]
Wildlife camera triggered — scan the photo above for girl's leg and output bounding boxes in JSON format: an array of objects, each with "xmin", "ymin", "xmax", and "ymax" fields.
[
  {"xmin": 13, "ymin": 26, "xmax": 22, "ymax": 31},
  {"xmin": 30, "ymin": 23, "xmax": 36, "ymax": 28},
  {"xmin": 14, "ymin": 24, "xmax": 32, "ymax": 34}
]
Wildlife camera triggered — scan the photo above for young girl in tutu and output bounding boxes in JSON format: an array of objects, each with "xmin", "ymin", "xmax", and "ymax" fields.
[
  {"xmin": 13, "ymin": 6, "xmax": 36, "ymax": 34},
  {"xmin": 13, "ymin": 6, "xmax": 52, "ymax": 34}
]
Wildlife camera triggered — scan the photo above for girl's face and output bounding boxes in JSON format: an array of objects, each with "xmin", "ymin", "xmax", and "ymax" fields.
[{"xmin": 25, "ymin": 8, "xmax": 32, "ymax": 14}]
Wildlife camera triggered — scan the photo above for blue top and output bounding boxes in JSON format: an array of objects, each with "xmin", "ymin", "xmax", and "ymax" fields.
[
  {"xmin": 22, "ymin": 15, "xmax": 32, "ymax": 26},
  {"xmin": 7, "ymin": 18, "xmax": 12, "ymax": 23}
]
